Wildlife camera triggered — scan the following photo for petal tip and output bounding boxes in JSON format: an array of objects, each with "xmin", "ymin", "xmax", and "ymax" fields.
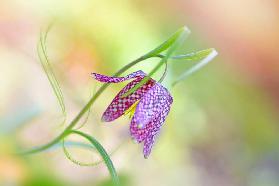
[
  {"xmin": 143, "ymin": 149, "xmax": 151, "ymax": 159},
  {"xmin": 101, "ymin": 115, "xmax": 110, "ymax": 122},
  {"xmin": 91, "ymin": 72, "xmax": 97, "ymax": 79}
]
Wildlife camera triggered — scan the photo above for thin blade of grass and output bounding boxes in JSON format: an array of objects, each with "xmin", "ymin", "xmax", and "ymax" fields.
[
  {"xmin": 46, "ymin": 141, "xmax": 94, "ymax": 152},
  {"xmin": 158, "ymin": 60, "xmax": 168, "ymax": 83},
  {"xmin": 37, "ymin": 28, "xmax": 66, "ymax": 118},
  {"xmin": 68, "ymin": 130, "xmax": 120, "ymax": 186},
  {"xmin": 172, "ymin": 48, "xmax": 218, "ymax": 86},
  {"xmin": 62, "ymin": 139, "xmax": 104, "ymax": 166},
  {"xmin": 61, "ymin": 137, "xmax": 127, "ymax": 167},
  {"xmin": 157, "ymin": 48, "xmax": 214, "ymax": 61},
  {"xmin": 145, "ymin": 26, "xmax": 191, "ymax": 57}
]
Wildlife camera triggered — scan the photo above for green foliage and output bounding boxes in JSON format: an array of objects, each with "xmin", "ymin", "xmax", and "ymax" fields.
[
  {"xmin": 21, "ymin": 26, "xmax": 218, "ymax": 186},
  {"xmin": 145, "ymin": 26, "xmax": 190, "ymax": 57},
  {"xmin": 120, "ymin": 26, "xmax": 190, "ymax": 98},
  {"xmin": 62, "ymin": 138, "xmax": 104, "ymax": 167},
  {"xmin": 68, "ymin": 130, "xmax": 120, "ymax": 186},
  {"xmin": 157, "ymin": 48, "xmax": 214, "ymax": 61},
  {"xmin": 37, "ymin": 25, "xmax": 66, "ymax": 118},
  {"xmin": 172, "ymin": 48, "xmax": 218, "ymax": 86}
]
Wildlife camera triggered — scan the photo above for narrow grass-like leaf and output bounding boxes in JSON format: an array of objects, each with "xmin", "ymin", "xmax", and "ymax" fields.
[
  {"xmin": 44, "ymin": 141, "xmax": 94, "ymax": 152},
  {"xmin": 144, "ymin": 26, "xmax": 191, "ymax": 58},
  {"xmin": 68, "ymin": 130, "xmax": 120, "ymax": 186},
  {"xmin": 158, "ymin": 60, "xmax": 168, "ymax": 83},
  {"xmin": 62, "ymin": 139, "xmax": 104, "ymax": 166},
  {"xmin": 37, "ymin": 27, "xmax": 66, "ymax": 118},
  {"xmin": 172, "ymin": 48, "xmax": 218, "ymax": 86},
  {"xmin": 61, "ymin": 137, "xmax": 127, "ymax": 167},
  {"xmin": 157, "ymin": 48, "xmax": 214, "ymax": 61},
  {"xmin": 121, "ymin": 26, "xmax": 190, "ymax": 98}
]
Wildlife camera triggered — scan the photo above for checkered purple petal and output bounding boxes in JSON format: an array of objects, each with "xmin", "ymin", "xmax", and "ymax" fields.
[
  {"xmin": 143, "ymin": 99, "xmax": 172, "ymax": 158},
  {"xmin": 91, "ymin": 70, "xmax": 156, "ymax": 122},
  {"xmin": 129, "ymin": 83, "xmax": 173, "ymax": 158},
  {"xmin": 101, "ymin": 78, "xmax": 155, "ymax": 122},
  {"xmin": 132, "ymin": 83, "xmax": 171, "ymax": 129},
  {"xmin": 91, "ymin": 70, "xmax": 146, "ymax": 83}
]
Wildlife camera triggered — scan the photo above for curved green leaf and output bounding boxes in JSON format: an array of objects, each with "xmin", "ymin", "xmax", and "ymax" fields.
[
  {"xmin": 37, "ymin": 26, "xmax": 66, "ymax": 118},
  {"xmin": 68, "ymin": 130, "xmax": 120, "ymax": 186},
  {"xmin": 157, "ymin": 48, "xmax": 215, "ymax": 61},
  {"xmin": 172, "ymin": 48, "xmax": 218, "ymax": 86},
  {"xmin": 62, "ymin": 139, "xmax": 104, "ymax": 166},
  {"xmin": 145, "ymin": 26, "xmax": 191, "ymax": 57}
]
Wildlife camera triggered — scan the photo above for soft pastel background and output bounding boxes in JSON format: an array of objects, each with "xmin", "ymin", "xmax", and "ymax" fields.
[{"xmin": 1, "ymin": 0, "xmax": 279, "ymax": 186}]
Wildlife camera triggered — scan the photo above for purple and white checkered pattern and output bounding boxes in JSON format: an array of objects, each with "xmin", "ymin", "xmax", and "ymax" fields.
[{"xmin": 91, "ymin": 70, "xmax": 173, "ymax": 158}]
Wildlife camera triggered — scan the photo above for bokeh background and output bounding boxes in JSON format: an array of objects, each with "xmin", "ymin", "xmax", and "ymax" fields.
[{"xmin": 1, "ymin": 0, "xmax": 279, "ymax": 186}]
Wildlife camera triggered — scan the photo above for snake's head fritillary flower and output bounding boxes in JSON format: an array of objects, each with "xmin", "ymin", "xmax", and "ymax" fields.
[{"xmin": 91, "ymin": 70, "xmax": 173, "ymax": 158}]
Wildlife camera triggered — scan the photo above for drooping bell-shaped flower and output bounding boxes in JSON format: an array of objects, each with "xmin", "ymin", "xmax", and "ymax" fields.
[{"xmin": 91, "ymin": 70, "xmax": 173, "ymax": 158}]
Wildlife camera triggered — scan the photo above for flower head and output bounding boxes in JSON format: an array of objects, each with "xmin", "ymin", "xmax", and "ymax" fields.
[{"xmin": 91, "ymin": 70, "xmax": 173, "ymax": 158}]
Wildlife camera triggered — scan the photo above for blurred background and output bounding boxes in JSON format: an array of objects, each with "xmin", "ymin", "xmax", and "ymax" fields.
[{"xmin": 1, "ymin": 0, "xmax": 279, "ymax": 186}]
